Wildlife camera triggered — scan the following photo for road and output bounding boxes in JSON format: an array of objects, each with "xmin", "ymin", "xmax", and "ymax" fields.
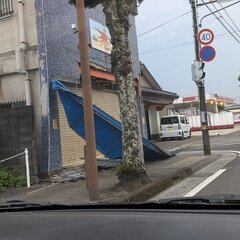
[
  {"xmin": 155, "ymin": 126, "xmax": 240, "ymax": 153},
  {"xmin": 152, "ymin": 127, "xmax": 240, "ymax": 200}
]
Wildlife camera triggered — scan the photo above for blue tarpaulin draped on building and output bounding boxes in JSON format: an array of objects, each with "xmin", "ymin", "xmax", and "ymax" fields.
[{"xmin": 51, "ymin": 80, "xmax": 173, "ymax": 161}]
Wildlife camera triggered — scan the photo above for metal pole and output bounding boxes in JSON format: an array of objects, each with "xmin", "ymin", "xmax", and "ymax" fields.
[
  {"xmin": 24, "ymin": 148, "xmax": 30, "ymax": 188},
  {"xmin": 76, "ymin": 0, "xmax": 99, "ymax": 201},
  {"xmin": 191, "ymin": 0, "xmax": 211, "ymax": 155}
]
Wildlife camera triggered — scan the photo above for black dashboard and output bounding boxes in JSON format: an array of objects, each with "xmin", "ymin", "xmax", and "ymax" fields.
[{"xmin": 1, "ymin": 208, "xmax": 240, "ymax": 240}]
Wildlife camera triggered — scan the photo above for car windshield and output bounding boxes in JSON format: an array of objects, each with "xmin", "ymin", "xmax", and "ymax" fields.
[{"xmin": 0, "ymin": 0, "xmax": 240, "ymax": 208}]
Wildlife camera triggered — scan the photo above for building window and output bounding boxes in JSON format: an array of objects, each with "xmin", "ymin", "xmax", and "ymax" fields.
[{"xmin": 0, "ymin": 0, "xmax": 13, "ymax": 19}]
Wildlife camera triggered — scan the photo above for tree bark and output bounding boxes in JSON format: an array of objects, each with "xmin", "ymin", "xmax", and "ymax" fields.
[{"xmin": 103, "ymin": 0, "xmax": 146, "ymax": 182}]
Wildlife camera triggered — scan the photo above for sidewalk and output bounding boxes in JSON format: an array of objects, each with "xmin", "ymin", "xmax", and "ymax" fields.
[
  {"xmin": 192, "ymin": 124, "xmax": 240, "ymax": 136},
  {"xmin": 1, "ymin": 151, "xmax": 237, "ymax": 204}
]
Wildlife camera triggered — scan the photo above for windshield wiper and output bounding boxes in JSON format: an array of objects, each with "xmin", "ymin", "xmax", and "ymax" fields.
[
  {"xmin": 2, "ymin": 195, "xmax": 240, "ymax": 212},
  {"xmin": 0, "ymin": 200, "xmax": 66, "ymax": 211},
  {"xmin": 155, "ymin": 195, "xmax": 240, "ymax": 206}
]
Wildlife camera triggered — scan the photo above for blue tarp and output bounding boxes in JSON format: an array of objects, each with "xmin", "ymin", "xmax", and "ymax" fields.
[{"xmin": 52, "ymin": 80, "xmax": 173, "ymax": 161}]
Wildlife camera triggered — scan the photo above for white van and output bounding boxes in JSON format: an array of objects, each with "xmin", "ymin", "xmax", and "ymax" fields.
[{"xmin": 160, "ymin": 115, "xmax": 191, "ymax": 140}]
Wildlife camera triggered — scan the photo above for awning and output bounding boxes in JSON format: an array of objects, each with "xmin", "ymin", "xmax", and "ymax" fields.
[
  {"xmin": 78, "ymin": 63, "xmax": 115, "ymax": 82},
  {"xmin": 142, "ymin": 88, "xmax": 178, "ymax": 108}
]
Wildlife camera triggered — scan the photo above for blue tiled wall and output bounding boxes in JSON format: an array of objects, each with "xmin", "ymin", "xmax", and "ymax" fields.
[{"xmin": 35, "ymin": 0, "xmax": 141, "ymax": 174}]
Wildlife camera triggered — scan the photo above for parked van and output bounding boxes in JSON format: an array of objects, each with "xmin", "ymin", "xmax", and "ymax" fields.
[{"xmin": 160, "ymin": 115, "xmax": 191, "ymax": 140}]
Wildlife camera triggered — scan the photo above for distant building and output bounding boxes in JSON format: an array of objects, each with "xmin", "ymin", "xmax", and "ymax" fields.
[
  {"xmin": 225, "ymin": 104, "xmax": 240, "ymax": 124},
  {"xmin": 173, "ymin": 93, "xmax": 235, "ymax": 116}
]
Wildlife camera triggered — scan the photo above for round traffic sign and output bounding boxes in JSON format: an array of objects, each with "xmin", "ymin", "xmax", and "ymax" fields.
[
  {"xmin": 198, "ymin": 29, "xmax": 214, "ymax": 45},
  {"xmin": 199, "ymin": 46, "xmax": 216, "ymax": 62}
]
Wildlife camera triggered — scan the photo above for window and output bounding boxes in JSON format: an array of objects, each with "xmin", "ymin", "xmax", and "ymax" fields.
[
  {"xmin": 180, "ymin": 117, "xmax": 185, "ymax": 124},
  {"xmin": 0, "ymin": 0, "xmax": 13, "ymax": 19},
  {"xmin": 161, "ymin": 117, "xmax": 179, "ymax": 125}
]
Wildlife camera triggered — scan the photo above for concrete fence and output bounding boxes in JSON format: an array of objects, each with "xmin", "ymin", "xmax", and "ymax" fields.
[
  {"xmin": 188, "ymin": 111, "xmax": 234, "ymax": 131},
  {"xmin": 0, "ymin": 106, "xmax": 37, "ymax": 177}
]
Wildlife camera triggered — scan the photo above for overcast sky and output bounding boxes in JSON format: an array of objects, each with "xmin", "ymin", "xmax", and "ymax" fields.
[{"xmin": 135, "ymin": 0, "xmax": 240, "ymax": 103}]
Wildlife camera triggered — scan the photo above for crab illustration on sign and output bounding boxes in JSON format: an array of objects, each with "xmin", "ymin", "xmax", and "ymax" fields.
[{"xmin": 89, "ymin": 18, "xmax": 112, "ymax": 54}]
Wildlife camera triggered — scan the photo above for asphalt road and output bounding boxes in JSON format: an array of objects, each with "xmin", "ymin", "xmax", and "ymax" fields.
[
  {"xmin": 153, "ymin": 127, "xmax": 240, "ymax": 200},
  {"xmin": 192, "ymin": 129, "xmax": 240, "ymax": 197},
  {"xmin": 190, "ymin": 130, "xmax": 240, "ymax": 152},
  {"xmin": 196, "ymin": 156, "xmax": 240, "ymax": 196},
  {"xmin": 156, "ymin": 128, "xmax": 240, "ymax": 153}
]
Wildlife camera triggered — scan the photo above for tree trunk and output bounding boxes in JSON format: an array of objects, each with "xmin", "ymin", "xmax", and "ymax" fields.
[{"xmin": 103, "ymin": 0, "xmax": 147, "ymax": 182}]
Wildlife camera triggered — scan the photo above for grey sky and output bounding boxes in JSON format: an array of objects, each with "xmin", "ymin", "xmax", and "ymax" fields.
[{"xmin": 135, "ymin": 0, "xmax": 240, "ymax": 103}]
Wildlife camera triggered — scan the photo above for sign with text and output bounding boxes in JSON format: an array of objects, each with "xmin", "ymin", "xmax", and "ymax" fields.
[
  {"xmin": 89, "ymin": 18, "xmax": 112, "ymax": 54},
  {"xmin": 198, "ymin": 29, "xmax": 214, "ymax": 45}
]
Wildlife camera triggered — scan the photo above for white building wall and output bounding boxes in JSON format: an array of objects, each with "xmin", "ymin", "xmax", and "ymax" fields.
[{"xmin": 148, "ymin": 106, "xmax": 160, "ymax": 135}]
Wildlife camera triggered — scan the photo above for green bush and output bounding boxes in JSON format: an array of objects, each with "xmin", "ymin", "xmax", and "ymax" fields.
[{"xmin": 0, "ymin": 167, "xmax": 26, "ymax": 192}]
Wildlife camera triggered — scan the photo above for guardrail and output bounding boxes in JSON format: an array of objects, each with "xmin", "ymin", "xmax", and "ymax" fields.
[{"xmin": 0, "ymin": 148, "xmax": 30, "ymax": 188}]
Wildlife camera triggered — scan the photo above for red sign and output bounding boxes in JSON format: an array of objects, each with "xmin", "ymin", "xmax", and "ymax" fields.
[
  {"xmin": 198, "ymin": 29, "xmax": 214, "ymax": 45},
  {"xmin": 200, "ymin": 46, "xmax": 216, "ymax": 62}
]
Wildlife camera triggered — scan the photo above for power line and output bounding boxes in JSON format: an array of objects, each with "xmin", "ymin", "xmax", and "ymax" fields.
[
  {"xmin": 141, "ymin": 30, "xmax": 192, "ymax": 52},
  {"xmin": 140, "ymin": 42, "xmax": 192, "ymax": 55},
  {"xmin": 211, "ymin": 2, "xmax": 240, "ymax": 39},
  {"xmin": 201, "ymin": 0, "xmax": 240, "ymax": 44},
  {"xmin": 139, "ymin": 25, "xmax": 192, "ymax": 42},
  {"xmin": 138, "ymin": 18, "xmax": 226, "ymax": 54},
  {"xmin": 137, "ymin": 11, "xmax": 191, "ymax": 38},
  {"xmin": 138, "ymin": 11, "xmax": 218, "ymax": 43},
  {"xmin": 199, "ymin": 0, "xmax": 240, "ymax": 25},
  {"xmin": 219, "ymin": 2, "xmax": 240, "ymax": 33},
  {"xmin": 139, "ymin": 31, "xmax": 238, "ymax": 55}
]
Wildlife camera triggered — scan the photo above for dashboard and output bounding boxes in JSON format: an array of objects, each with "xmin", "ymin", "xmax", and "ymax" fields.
[{"xmin": 1, "ymin": 208, "xmax": 240, "ymax": 239}]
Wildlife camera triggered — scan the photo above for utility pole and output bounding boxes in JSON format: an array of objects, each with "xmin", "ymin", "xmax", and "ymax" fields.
[
  {"xmin": 190, "ymin": 0, "xmax": 211, "ymax": 155},
  {"xmin": 76, "ymin": 0, "xmax": 99, "ymax": 201}
]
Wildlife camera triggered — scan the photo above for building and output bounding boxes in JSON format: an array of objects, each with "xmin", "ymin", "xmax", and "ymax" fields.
[
  {"xmin": 174, "ymin": 93, "xmax": 235, "ymax": 116},
  {"xmin": 225, "ymin": 104, "xmax": 240, "ymax": 124},
  {"xmin": 140, "ymin": 63, "xmax": 178, "ymax": 140},
  {"xmin": 0, "ymin": 0, "xmax": 177, "ymax": 177},
  {"xmin": 0, "ymin": 0, "xmax": 39, "ymax": 176}
]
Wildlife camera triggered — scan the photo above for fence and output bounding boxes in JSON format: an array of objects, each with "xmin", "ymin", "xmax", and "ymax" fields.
[
  {"xmin": 0, "ymin": 99, "xmax": 26, "ymax": 109},
  {"xmin": 0, "ymin": 148, "xmax": 30, "ymax": 188},
  {"xmin": 188, "ymin": 111, "xmax": 234, "ymax": 131}
]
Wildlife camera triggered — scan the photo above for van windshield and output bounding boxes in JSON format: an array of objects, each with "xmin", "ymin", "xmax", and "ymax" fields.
[{"xmin": 161, "ymin": 117, "xmax": 179, "ymax": 125}]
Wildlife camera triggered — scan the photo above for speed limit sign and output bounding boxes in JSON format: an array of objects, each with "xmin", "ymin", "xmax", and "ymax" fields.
[{"xmin": 198, "ymin": 29, "xmax": 214, "ymax": 45}]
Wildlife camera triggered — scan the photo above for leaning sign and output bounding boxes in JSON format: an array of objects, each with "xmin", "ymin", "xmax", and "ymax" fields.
[{"xmin": 89, "ymin": 18, "xmax": 112, "ymax": 54}]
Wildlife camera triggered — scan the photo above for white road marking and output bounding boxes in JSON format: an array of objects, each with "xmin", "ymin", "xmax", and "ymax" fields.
[
  {"xmin": 184, "ymin": 169, "xmax": 226, "ymax": 197},
  {"xmin": 27, "ymin": 183, "xmax": 58, "ymax": 195},
  {"xmin": 150, "ymin": 152, "xmax": 237, "ymax": 201}
]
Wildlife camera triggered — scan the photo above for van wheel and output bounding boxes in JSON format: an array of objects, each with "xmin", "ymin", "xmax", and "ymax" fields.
[
  {"xmin": 180, "ymin": 132, "xmax": 184, "ymax": 140},
  {"xmin": 188, "ymin": 131, "xmax": 191, "ymax": 138}
]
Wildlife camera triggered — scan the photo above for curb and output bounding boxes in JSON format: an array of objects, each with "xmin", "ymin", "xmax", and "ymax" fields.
[{"xmin": 124, "ymin": 167, "xmax": 193, "ymax": 202}]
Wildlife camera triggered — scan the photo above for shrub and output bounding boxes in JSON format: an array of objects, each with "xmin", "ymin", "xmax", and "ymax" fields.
[{"xmin": 0, "ymin": 167, "xmax": 26, "ymax": 192}]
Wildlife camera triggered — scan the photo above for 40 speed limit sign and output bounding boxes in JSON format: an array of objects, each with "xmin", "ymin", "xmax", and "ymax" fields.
[{"xmin": 198, "ymin": 29, "xmax": 214, "ymax": 45}]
